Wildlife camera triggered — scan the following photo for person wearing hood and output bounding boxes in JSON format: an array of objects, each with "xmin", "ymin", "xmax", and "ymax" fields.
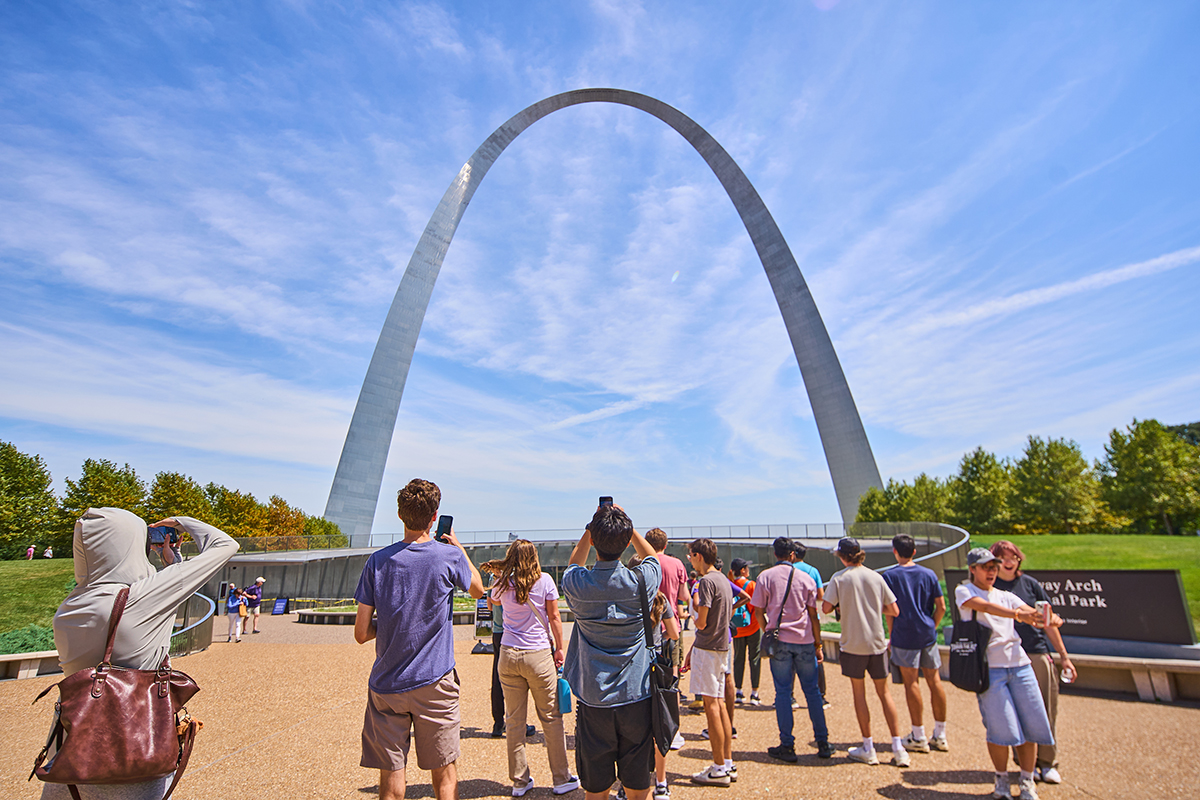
[{"xmin": 44, "ymin": 507, "xmax": 238, "ymax": 800}]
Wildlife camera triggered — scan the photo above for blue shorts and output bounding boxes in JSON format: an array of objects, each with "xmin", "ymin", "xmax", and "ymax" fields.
[{"xmin": 976, "ymin": 665, "xmax": 1055, "ymax": 747}]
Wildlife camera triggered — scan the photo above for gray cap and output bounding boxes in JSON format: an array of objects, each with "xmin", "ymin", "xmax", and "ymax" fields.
[
  {"xmin": 730, "ymin": 557, "xmax": 750, "ymax": 574},
  {"xmin": 967, "ymin": 547, "xmax": 999, "ymax": 566}
]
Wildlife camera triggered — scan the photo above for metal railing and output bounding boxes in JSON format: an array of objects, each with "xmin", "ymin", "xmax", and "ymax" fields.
[{"xmin": 168, "ymin": 592, "xmax": 216, "ymax": 658}]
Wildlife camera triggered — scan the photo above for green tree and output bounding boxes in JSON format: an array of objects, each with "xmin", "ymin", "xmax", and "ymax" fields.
[
  {"xmin": 1166, "ymin": 421, "xmax": 1200, "ymax": 448},
  {"xmin": 948, "ymin": 447, "xmax": 1012, "ymax": 536},
  {"xmin": 1098, "ymin": 419, "xmax": 1200, "ymax": 535},
  {"xmin": 303, "ymin": 515, "xmax": 348, "ymax": 548},
  {"xmin": 59, "ymin": 459, "xmax": 147, "ymax": 543},
  {"xmin": 903, "ymin": 473, "xmax": 951, "ymax": 522},
  {"xmin": 0, "ymin": 442, "xmax": 59, "ymax": 559},
  {"xmin": 204, "ymin": 483, "xmax": 268, "ymax": 539},
  {"xmin": 1012, "ymin": 436, "xmax": 1100, "ymax": 534},
  {"xmin": 855, "ymin": 478, "xmax": 920, "ymax": 522},
  {"xmin": 145, "ymin": 472, "xmax": 213, "ymax": 529}
]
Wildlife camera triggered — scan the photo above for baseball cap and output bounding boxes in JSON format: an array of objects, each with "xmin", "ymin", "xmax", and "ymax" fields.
[
  {"xmin": 836, "ymin": 537, "xmax": 861, "ymax": 556},
  {"xmin": 730, "ymin": 557, "xmax": 749, "ymax": 574},
  {"xmin": 967, "ymin": 547, "xmax": 999, "ymax": 566}
]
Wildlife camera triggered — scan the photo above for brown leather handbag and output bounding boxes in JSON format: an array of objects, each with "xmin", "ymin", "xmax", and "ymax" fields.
[{"xmin": 30, "ymin": 587, "xmax": 202, "ymax": 800}]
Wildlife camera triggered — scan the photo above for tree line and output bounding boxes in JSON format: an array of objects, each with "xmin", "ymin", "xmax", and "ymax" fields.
[
  {"xmin": 0, "ymin": 441, "xmax": 346, "ymax": 559},
  {"xmin": 856, "ymin": 419, "xmax": 1200, "ymax": 536}
]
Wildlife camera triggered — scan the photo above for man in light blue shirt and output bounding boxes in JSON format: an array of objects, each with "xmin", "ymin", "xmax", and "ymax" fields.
[{"xmin": 562, "ymin": 505, "xmax": 659, "ymax": 800}]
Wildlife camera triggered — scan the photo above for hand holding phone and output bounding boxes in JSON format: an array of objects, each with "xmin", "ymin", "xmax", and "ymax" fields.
[{"xmin": 436, "ymin": 515, "xmax": 453, "ymax": 543}]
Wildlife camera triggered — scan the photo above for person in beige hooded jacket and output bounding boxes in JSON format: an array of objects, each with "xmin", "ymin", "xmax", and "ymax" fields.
[{"xmin": 42, "ymin": 507, "xmax": 238, "ymax": 800}]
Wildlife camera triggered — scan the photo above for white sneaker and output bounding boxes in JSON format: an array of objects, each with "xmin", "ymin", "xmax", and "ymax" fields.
[
  {"xmin": 513, "ymin": 778, "xmax": 535, "ymax": 797},
  {"xmin": 653, "ymin": 783, "xmax": 670, "ymax": 799},
  {"xmin": 1038, "ymin": 767, "xmax": 1062, "ymax": 784},
  {"xmin": 892, "ymin": 748, "xmax": 911, "ymax": 768},
  {"xmin": 690, "ymin": 765, "xmax": 731, "ymax": 786},
  {"xmin": 749, "ymin": 692, "xmax": 761, "ymax": 706},
  {"xmin": 670, "ymin": 731, "xmax": 685, "ymax": 750},
  {"xmin": 552, "ymin": 776, "xmax": 580, "ymax": 795},
  {"xmin": 991, "ymin": 773, "xmax": 1011, "ymax": 799},
  {"xmin": 727, "ymin": 764, "xmax": 737, "ymax": 782},
  {"xmin": 1019, "ymin": 777, "xmax": 1039, "ymax": 800},
  {"xmin": 847, "ymin": 745, "xmax": 879, "ymax": 765},
  {"xmin": 929, "ymin": 733, "xmax": 949, "ymax": 751},
  {"xmin": 902, "ymin": 733, "xmax": 930, "ymax": 753}
]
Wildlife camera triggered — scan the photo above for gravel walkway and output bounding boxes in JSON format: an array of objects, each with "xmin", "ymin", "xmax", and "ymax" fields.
[{"xmin": 3, "ymin": 611, "xmax": 1197, "ymax": 799}]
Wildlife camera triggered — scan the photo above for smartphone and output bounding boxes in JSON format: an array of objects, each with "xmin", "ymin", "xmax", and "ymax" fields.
[
  {"xmin": 147, "ymin": 526, "xmax": 175, "ymax": 545},
  {"xmin": 599, "ymin": 496, "xmax": 613, "ymax": 508},
  {"xmin": 435, "ymin": 515, "xmax": 453, "ymax": 543}
]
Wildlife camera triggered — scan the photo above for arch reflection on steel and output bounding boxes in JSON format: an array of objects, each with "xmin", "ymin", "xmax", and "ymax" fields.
[{"xmin": 325, "ymin": 89, "xmax": 882, "ymax": 544}]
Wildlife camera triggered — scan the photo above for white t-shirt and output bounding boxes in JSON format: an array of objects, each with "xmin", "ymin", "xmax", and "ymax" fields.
[{"xmin": 954, "ymin": 582, "xmax": 1031, "ymax": 668}]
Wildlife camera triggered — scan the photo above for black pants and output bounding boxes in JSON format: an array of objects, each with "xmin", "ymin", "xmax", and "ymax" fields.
[
  {"xmin": 732, "ymin": 629, "xmax": 762, "ymax": 690},
  {"xmin": 491, "ymin": 630, "xmax": 505, "ymax": 729}
]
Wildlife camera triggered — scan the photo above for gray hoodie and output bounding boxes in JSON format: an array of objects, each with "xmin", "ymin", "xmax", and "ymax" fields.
[{"xmin": 53, "ymin": 508, "xmax": 238, "ymax": 676}]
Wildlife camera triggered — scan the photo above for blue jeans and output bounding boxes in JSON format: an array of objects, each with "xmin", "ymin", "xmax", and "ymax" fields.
[
  {"xmin": 768, "ymin": 641, "xmax": 827, "ymax": 748},
  {"xmin": 977, "ymin": 665, "xmax": 1055, "ymax": 747}
]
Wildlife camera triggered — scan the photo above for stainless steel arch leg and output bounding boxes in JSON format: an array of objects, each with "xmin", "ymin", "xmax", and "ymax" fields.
[{"xmin": 325, "ymin": 89, "xmax": 882, "ymax": 544}]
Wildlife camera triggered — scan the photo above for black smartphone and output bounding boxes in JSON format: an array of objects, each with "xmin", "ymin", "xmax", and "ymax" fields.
[
  {"xmin": 435, "ymin": 515, "xmax": 453, "ymax": 543},
  {"xmin": 599, "ymin": 496, "xmax": 613, "ymax": 508}
]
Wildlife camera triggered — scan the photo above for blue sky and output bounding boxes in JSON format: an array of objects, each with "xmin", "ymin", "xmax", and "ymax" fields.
[{"xmin": 2, "ymin": 2, "xmax": 1198, "ymax": 536}]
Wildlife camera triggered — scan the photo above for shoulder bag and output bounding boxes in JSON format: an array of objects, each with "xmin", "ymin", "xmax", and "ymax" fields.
[
  {"xmin": 948, "ymin": 606, "xmax": 991, "ymax": 693},
  {"xmin": 30, "ymin": 587, "xmax": 201, "ymax": 800},
  {"xmin": 759, "ymin": 566, "xmax": 794, "ymax": 659},
  {"xmin": 637, "ymin": 571, "xmax": 680, "ymax": 756},
  {"xmin": 524, "ymin": 590, "xmax": 573, "ymax": 715}
]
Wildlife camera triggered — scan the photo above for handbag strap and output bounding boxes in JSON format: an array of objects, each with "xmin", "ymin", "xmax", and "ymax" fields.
[
  {"xmin": 523, "ymin": 589, "xmax": 556, "ymax": 650},
  {"xmin": 101, "ymin": 587, "xmax": 131, "ymax": 666},
  {"xmin": 770, "ymin": 566, "xmax": 794, "ymax": 632}
]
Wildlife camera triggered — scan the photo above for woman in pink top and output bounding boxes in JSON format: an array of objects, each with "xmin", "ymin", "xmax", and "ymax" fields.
[{"xmin": 485, "ymin": 540, "xmax": 579, "ymax": 797}]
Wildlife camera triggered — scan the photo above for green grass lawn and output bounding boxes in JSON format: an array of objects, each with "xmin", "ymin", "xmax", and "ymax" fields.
[
  {"xmin": 0, "ymin": 559, "xmax": 76, "ymax": 635},
  {"xmin": 966, "ymin": 533, "xmax": 1200, "ymax": 639}
]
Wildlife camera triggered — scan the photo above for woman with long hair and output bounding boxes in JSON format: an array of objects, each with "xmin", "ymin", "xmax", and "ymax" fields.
[
  {"xmin": 989, "ymin": 541, "xmax": 1075, "ymax": 785},
  {"xmin": 955, "ymin": 548, "xmax": 1059, "ymax": 800},
  {"xmin": 484, "ymin": 540, "xmax": 579, "ymax": 797}
]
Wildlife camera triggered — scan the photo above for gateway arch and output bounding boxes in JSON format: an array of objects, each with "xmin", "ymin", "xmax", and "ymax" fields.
[{"xmin": 325, "ymin": 88, "xmax": 882, "ymax": 544}]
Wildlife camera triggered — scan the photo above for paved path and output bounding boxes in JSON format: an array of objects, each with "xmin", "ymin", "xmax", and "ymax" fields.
[{"xmin": 3, "ymin": 612, "xmax": 1197, "ymax": 799}]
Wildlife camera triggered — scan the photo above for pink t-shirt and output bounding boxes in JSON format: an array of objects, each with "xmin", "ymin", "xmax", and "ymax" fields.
[
  {"xmin": 657, "ymin": 553, "xmax": 687, "ymax": 609},
  {"xmin": 493, "ymin": 573, "xmax": 559, "ymax": 649},
  {"xmin": 751, "ymin": 562, "xmax": 820, "ymax": 645}
]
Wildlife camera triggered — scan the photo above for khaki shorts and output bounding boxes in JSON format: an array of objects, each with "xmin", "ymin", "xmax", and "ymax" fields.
[
  {"xmin": 361, "ymin": 672, "xmax": 460, "ymax": 771},
  {"xmin": 690, "ymin": 646, "xmax": 728, "ymax": 698}
]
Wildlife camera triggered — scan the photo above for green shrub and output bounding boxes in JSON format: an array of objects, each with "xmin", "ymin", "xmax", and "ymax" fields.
[{"xmin": 0, "ymin": 623, "xmax": 55, "ymax": 655}]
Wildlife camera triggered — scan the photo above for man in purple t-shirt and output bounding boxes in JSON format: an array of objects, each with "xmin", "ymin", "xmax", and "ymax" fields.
[{"xmin": 354, "ymin": 479, "xmax": 484, "ymax": 800}]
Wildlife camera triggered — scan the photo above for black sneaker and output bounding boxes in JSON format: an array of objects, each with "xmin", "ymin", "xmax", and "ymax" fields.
[
  {"xmin": 491, "ymin": 725, "xmax": 505, "ymax": 738},
  {"xmin": 816, "ymin": 740, "xmax": 835, "ymax": 759},
  {"xmin": 768, "ymin": 744, "xmax": 798, "ymax": 763},
  {"xmin": 526, "ymin": 724, "xmax": 537, "ymax": 737}
]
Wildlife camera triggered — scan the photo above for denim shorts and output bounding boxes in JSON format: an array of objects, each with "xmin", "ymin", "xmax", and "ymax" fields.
[{"xmin": 976, "ymin": 665, "xmax": 1055, "ymax": 747}]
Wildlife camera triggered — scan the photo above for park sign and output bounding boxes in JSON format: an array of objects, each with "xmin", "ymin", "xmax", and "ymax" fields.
[{"xmin": 945, "ymin": 569, "xmax": 1196, "ymax": 646}]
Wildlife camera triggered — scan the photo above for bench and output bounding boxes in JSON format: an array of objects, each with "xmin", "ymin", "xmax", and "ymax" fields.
[
  {"xmin": 0, "ymin": 650, "xmax": 60, "ymax": 681},
  {"xmin": 821, "ymin": 633, "xmax": 1200, "ymax": 703}
]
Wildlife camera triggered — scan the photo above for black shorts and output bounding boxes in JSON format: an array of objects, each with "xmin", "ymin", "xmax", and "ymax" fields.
[
  {"xmin": 840, "ymin": 651, "xmax": 887, "ymax": 680},
  {"xmin": 575, "ymin": 698, "xmax": 654, "ymax": 793}
]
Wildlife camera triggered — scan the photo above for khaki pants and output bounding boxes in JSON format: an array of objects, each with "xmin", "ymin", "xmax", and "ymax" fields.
[
  {"xmin": 1020, "ymin": 653, "xmax": 1059, "ymax": 769},
  {"xmin": 499, "ymin": 646, "xmax": 571, "ymax": 788}
]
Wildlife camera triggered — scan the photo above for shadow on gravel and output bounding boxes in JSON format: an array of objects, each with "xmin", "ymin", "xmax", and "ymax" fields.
[
  {"xmin": 873, "ymin": 770, "xmax": 997, "ymax": 800},
  {"xmin": 360, "ymin": 778, "xmax": 509, "ymax": 798}
]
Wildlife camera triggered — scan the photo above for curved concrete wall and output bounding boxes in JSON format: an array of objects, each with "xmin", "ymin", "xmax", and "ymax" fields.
[{"xmin": 325, "ymin": 89, "xmax": 882, "ymax": 543}]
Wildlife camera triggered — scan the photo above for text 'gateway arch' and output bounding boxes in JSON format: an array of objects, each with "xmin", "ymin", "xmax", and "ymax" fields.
[{"xmin": 325, "ymin": 88, "xmax": 882, "ymax": 543}]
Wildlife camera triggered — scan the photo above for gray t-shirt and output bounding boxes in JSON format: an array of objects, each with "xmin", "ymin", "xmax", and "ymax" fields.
[
  {"xmin": 824, "ymin": 565, "xmax": 896, "ymax": 656},
  {"xmin": 694, "ymin": 570, "xmax": 733, "ymax": 652}
]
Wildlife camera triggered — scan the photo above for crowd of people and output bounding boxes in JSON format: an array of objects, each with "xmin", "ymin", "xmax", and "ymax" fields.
[
  {"xmin": 37, "ymin": 479, "xmax": 1073, "ymax": 800},
  {"xmin": 349, "ymin": 478, "xmax": 1073, "ymax": 800}
]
